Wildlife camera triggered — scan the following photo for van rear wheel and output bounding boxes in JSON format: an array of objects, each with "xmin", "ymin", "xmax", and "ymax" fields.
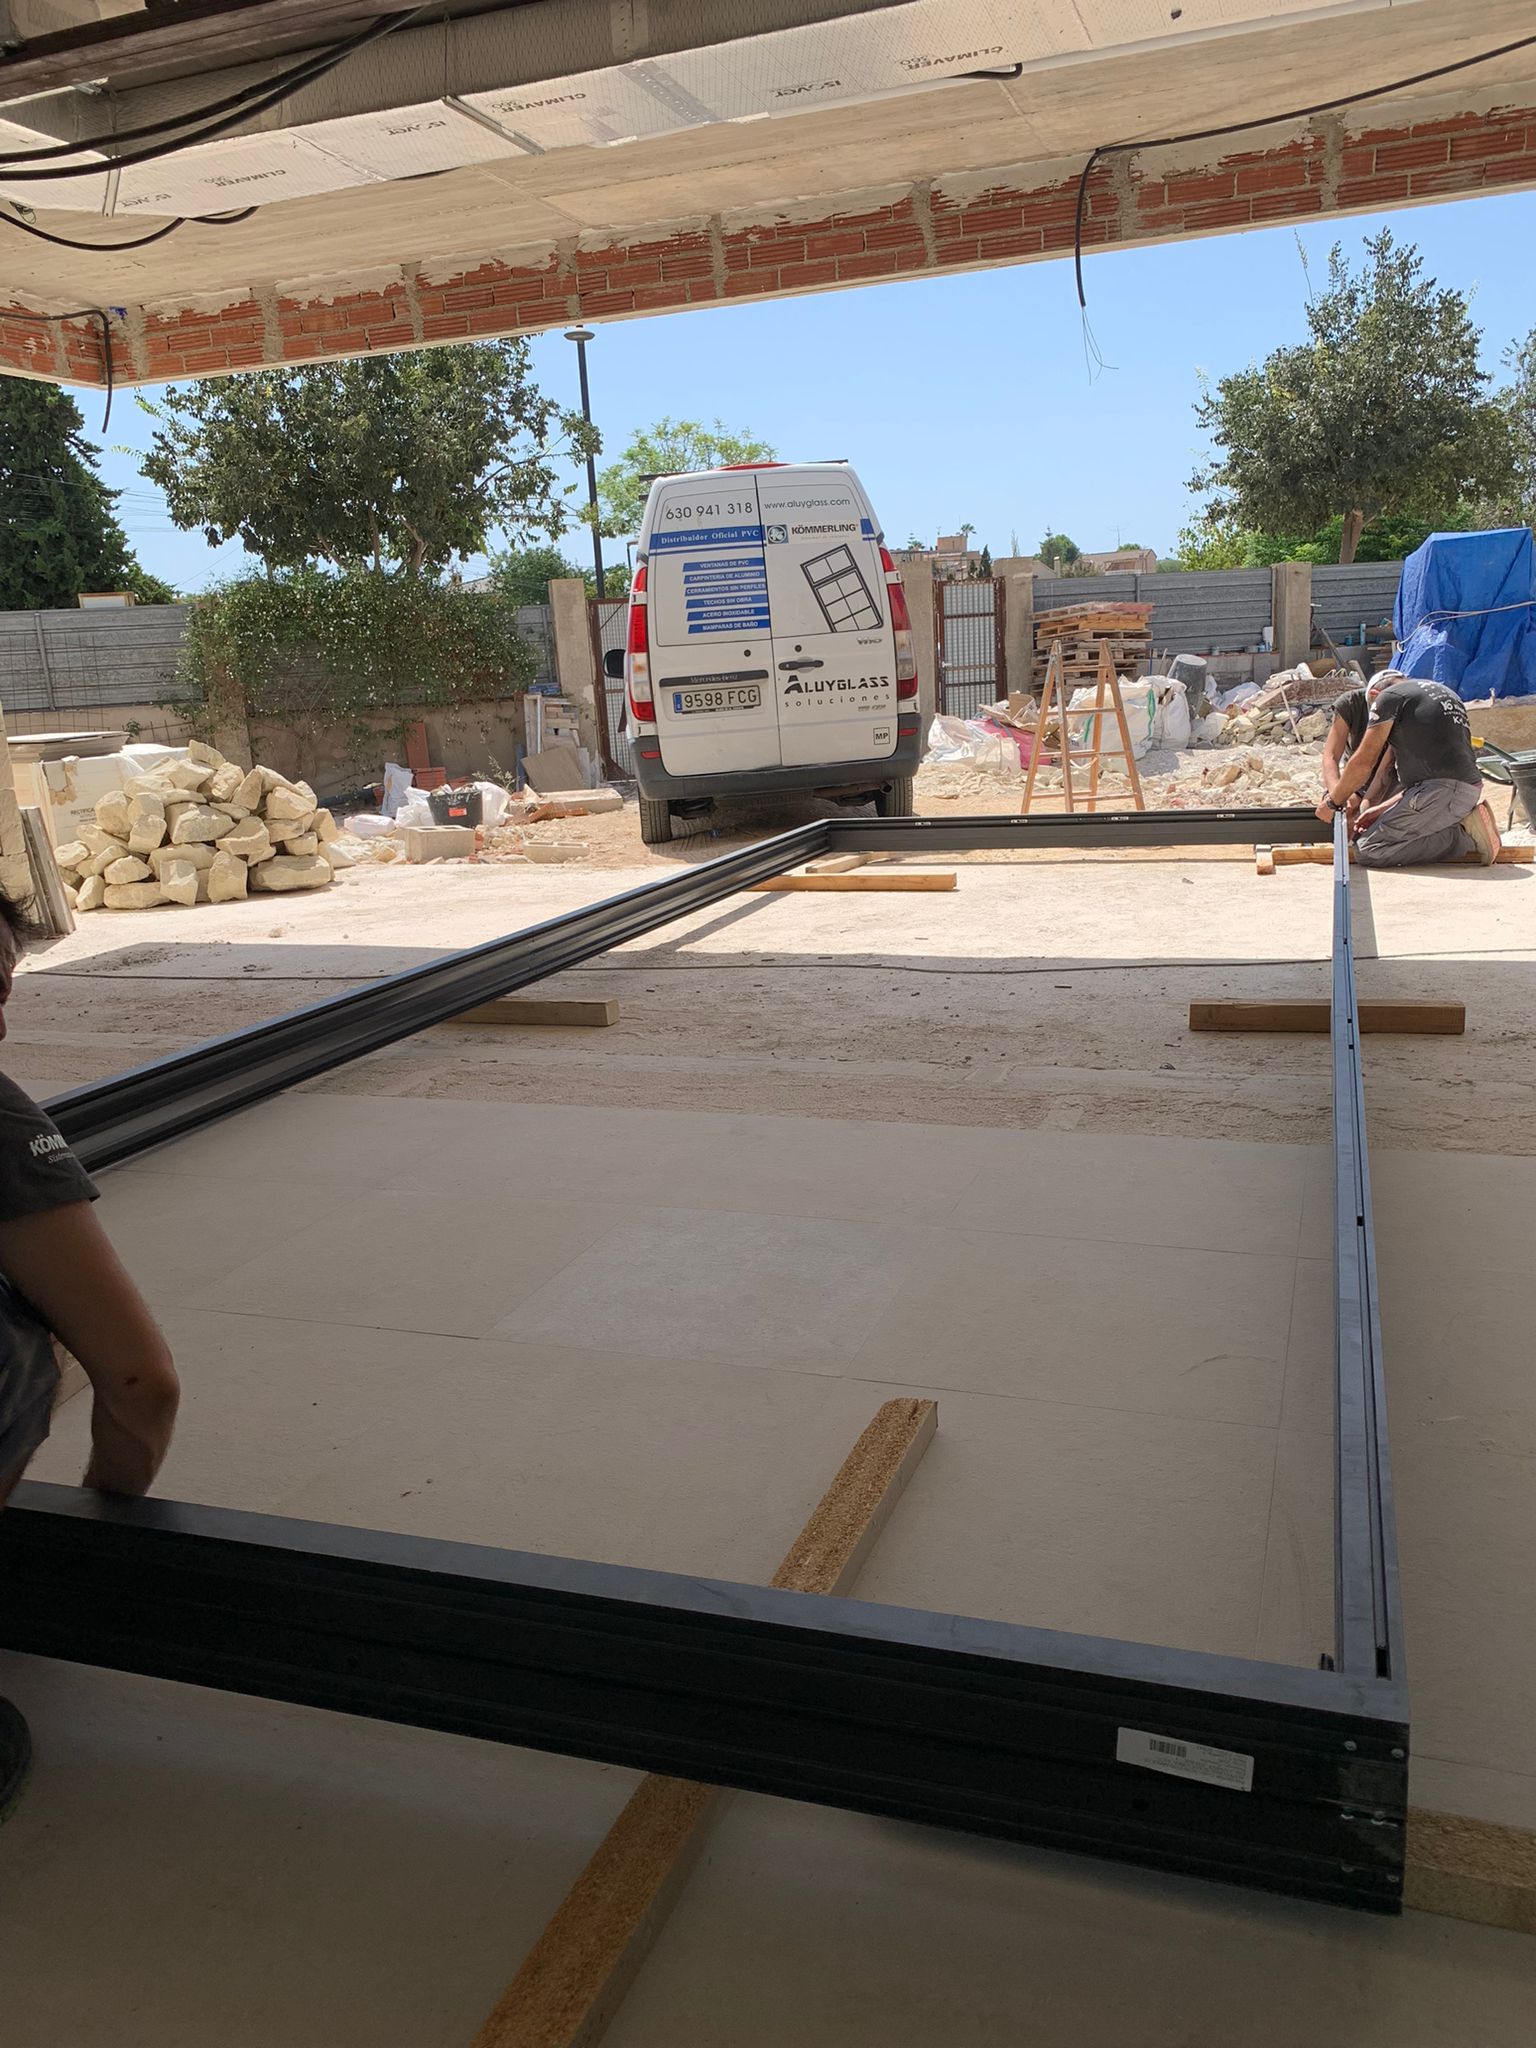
[
  {"xmin": 875, "ymin": 776, "xmax": 914, "ymax": 818},
  {"xmin": 637, "ymin": 795, "xmax": 673, "ymax": 846}
]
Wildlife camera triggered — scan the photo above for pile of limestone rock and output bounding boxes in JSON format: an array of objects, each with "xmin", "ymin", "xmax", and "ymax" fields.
[
  {"xmin": 52, "ymin": 741, "xmax": 344, "ymax": 912},
  {"xmin": 1217, "ymin": 703, "xmax": 1333, "ymax": 747}
]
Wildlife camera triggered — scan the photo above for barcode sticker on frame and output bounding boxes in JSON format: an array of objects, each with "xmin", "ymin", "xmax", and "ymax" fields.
[{"xmin": 1116, "ymin": 1727, "xmax": 1254, "ymax": 1792}]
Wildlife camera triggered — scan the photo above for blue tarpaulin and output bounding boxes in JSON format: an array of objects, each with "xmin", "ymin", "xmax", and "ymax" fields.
[{"xmin": 1392, "ymin": 528, "xmax": 1536, "ymax": 702}]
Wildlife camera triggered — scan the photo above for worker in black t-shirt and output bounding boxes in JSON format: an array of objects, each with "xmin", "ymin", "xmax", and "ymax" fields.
[
  {"xmin": 1320, "ymin": 675, "xmax": 1398, "ymax": 823},
  {"xmin": 0, "ymin": 889, "xmax": 180, "ymax": 1821},
  {"xmin": 1316, "ymin": 670, "xmax": 1501, "ymax": 866}
]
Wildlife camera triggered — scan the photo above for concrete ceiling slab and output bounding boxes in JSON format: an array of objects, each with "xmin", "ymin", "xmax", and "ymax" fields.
[{"xmin": 0, "ymin": 0, "xmax": 1531, "ymax": 384}]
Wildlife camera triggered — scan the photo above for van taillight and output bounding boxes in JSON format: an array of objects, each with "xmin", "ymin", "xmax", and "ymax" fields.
[
  {"xmin": 880, "ymin": 546, "xmax": 919, "ymax": 698},
  {"xmin": 626, "ymin": 566, "xmax": 654, "ymax": 722}
]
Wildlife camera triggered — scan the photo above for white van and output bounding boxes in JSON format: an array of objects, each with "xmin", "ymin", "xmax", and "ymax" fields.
[{"xmin": 606, "ymin": 461, "xmax": 922, "ymax": 844}]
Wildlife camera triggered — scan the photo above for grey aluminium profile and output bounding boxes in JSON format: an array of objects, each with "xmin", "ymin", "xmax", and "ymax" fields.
[
  {"xmin": 0, "ymin": 806, "xmax": 1406, "ymax": 1910},
  {"xmin": 1330, "ymin": 813, "xmax": 1404, "ymax": 1685}
]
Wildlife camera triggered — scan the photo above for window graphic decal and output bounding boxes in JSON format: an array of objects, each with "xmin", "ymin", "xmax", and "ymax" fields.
[{"xmin": 802, "ymin": 545, "xmax": 881, "ymax": 632}]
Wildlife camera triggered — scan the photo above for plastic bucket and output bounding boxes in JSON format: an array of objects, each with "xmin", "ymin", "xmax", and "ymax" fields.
[{"xmin": 428, "ymin": 784, "xmax": 484, "ymax": 829}]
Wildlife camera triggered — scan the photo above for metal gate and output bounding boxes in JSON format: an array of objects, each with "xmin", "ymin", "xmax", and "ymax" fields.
[
  {"xmin": 587, "ymin": 596, "xmax": 632, "ymax": 779},
  {"xmin": 936, "ymin": 577, "xmax": 1006, "ymax": 718}
]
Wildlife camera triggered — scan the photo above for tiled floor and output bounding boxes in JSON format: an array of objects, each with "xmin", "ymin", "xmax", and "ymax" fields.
[{"xmin": 9, "ymin": 1099, "xmax": 1536, "ymax": 2043}]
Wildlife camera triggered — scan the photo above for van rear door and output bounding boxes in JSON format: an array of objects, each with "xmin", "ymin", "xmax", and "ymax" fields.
[
  {"xmin": 756, "ymin": 470, "xmax": 898, "ymax": 768},
  {"xmin": 644, "ymin": 477, "xmax": 779, "ymax": 777}
]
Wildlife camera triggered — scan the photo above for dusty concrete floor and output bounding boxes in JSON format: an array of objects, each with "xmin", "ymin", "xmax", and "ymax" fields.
[
  {"xmin": 10, "ymin": 836, "xmax": 1535, "ymax": 1155},
  {"xmin": 2, "ymin": 820, "xmax": 1535, "ymax": 2044}
]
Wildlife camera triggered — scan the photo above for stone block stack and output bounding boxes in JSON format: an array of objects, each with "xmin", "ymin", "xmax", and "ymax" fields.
[{"xmin": 51, "ymin": 741, "xmax": 344, "ymax": 913}]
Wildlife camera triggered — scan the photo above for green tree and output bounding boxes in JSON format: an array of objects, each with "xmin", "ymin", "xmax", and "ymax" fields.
[
  {"xmin": 0, "ymin": 380, "xmax": 173, "ymax": 608},
  {"xmin": 485, "ymin": 543, "xmax": 629, "ymax": 604},
  {"xmin": 487, "ymin": 543, "xmax": 583, "ymax": 607},
  {"xmin": 597, "ymin": 416, "xmax": 775, "ymax": 538},
  {"xmin": 1038, "ymin": 530, "xmax": 1080, "ymax": 568},
  {"xmin": 1169, "ymin": 514, "xmax": 1270, "ymax": 570},
  {"xmin": 1190, "ymin": 231, "xmax": 1512, "ymax": 564},
  {"xmin": 976, "ymin": 543, "xmax": 993, "ymax": 579},
  {"xmin": 1171, "ymin": 506, "xmax": 1470, "ymax": 571},
  {"xmin": 139, "ymin": 341, "xmax": 595, "ymax": 578},
  {"xmin": 1480, "ymin": 328, "xmax": 1536, "ymax": 528}
]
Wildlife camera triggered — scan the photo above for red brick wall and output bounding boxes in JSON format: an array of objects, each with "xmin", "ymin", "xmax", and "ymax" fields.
[
  {"xmin": 7, "ymin": 97, "xmax": 1536, "ymax": 388},
  {"xmin": 0, "ymin": 308, "xmax": 105, "ymax": 384}
]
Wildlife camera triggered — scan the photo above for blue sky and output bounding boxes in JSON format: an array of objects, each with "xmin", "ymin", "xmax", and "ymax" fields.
[{"xmin": 97, "ymin": 186, "xmax": 1536, "ymax": 593}]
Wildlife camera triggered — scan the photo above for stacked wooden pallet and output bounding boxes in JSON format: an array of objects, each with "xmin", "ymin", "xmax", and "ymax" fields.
[{"xmin": 1034, "ymin": 602, "xmax": 1152, "ymax": 689}]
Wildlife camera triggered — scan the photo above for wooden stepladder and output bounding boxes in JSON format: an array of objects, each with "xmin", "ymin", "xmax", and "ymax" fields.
[{"xmin": 1021, "ymin": 642, "xmax": 1147, "ymax": 814}]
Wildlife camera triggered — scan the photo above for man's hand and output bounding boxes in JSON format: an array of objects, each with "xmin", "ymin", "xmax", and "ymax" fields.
[
  {"xmin": 1315, "ymin": 797, "xmax": 1337, "ymax": 826},
  {"xmin": 1355, "ymin": 793, "xmax": 1403, "ymax": 835}
]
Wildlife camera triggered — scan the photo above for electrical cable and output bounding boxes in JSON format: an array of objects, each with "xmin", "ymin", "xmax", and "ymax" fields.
[
  {"xmin": 1072, "ymin": 27, "xmax": 1536, "ymax": 324},
  {"xmin": 0, "ymin": 10, "xmax": 427, "ymax": 432},
  {"xmin": 0, "ymin": 46, "xmax": 412, "ymax": 183},
  {"xmin": 1419, "ymin": 600, "xmax": 1536, "ymax": 620},
  {"xmin": 0, "ymin": 9, "xmax": 427, "ymax": 172},
  {"xmin": 0, "ymin": 304, "xmax": 113, "ymax": 429},
  {"xmin": 0, "ymin": 203, "xmax": 255, "ymax": 252}
]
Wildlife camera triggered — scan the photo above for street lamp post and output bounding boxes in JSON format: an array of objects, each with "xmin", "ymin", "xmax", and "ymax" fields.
[{"xmin": 564, "ymin": 326, "xmax": 606, "ymax": 599}]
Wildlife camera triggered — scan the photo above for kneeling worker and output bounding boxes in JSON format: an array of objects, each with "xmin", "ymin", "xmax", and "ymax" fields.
[
  {"xmin": 1316, "ymin": 670, "xmax": 1500, "ymax": 866},
  {"xmin": 1321, "ymin": 672, "xmax": 1398, "ymax": 824}
]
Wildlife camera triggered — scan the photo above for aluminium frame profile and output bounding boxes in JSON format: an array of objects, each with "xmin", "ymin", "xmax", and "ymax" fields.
[{"xmin": 0, "ymin": 808, "xmax": 1408, "ymax": 1910}]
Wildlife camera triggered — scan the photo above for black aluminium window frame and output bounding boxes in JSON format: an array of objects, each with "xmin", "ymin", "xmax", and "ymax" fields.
[{"xmin": 0, "ymin": 808, "xmax": 1408, "ymax": 1911}]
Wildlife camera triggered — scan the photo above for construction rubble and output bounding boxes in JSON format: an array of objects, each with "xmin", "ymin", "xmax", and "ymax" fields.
[
  {"xmin": 1210, "ymin": 659, "xmax": 1367, "ymax": 745},
  {"xmin": 919, "ymin": 653, "xmax": 1368, "ymax": 810},
  {"xmin": 52, "ymin": 741, "xmax": 349, "ymax": 911},
  {"xmin": 336, "ymin": 770, "xmax": 624, "ymax": 870}
]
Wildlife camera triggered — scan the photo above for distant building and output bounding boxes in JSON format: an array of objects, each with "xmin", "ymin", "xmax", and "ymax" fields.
[
  {"xmin": 1076, "ymin": 548, "xmax": 1159, "ymax": 576},
  {"xmin": 933, "ymin": 533, "xmax": 984, "ymax": 580},
  {"xmin": 896, "ymin": 540, "xmax": 1161, "ymax": 583},
  {"xmin": 899, "ymin": 534, "xmax": 987, "ymax": 581}
]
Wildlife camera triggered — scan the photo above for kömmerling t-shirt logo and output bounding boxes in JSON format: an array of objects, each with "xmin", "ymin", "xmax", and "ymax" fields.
[{"xmin": 28, "ymin": 1131, "xmax": 66, "ymax": 1160}]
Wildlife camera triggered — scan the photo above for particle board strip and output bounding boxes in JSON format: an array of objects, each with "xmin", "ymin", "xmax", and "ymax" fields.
[
  {"xmin": 748, "ymin": 872, "xmax": 955, "ymax": 892},
  {"xmin": 805, "ymin": 853, "xmax": 869, "ymax": 875},
  {"xmin": 1190, "ymin": 1000, "xmax": 1465, "ymax": 1035},
  {"xmin": 1265, "ymin": 842, "xmax": 1533, "ymax": 868},
  {"xmin": 469, "ymin": 1397, "xmax": 938, "ymax": 2048},
  {"xmin": 1406, "ymin": 1809, "xmax": 1536, "ymax": 1935},
  {"xmin": 445, "ymin": 997, "xmax": 619, "ymax": 1028}
]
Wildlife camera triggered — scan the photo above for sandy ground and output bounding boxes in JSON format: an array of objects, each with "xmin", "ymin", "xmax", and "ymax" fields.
[
  {"xmin": 459, "ymin": 740, "xmax": 1337, "ymax": 870},
  {"xmin": 12, "ymin": 801, "xmax": 1535, "ymax": 1155}
]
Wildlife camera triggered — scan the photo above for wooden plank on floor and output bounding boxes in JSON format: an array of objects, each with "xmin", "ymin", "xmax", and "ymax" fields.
[
  {"xmin": 469, "ymin": 1398, "xmax": 937, "ymax": 2048},
  {"xmin": 446, "ymin": 997, "xmax": 619, "ymax": 1028},
  {"xmin": 1190, "ymin": 1000, "xmax": 1465, "ymax": 1035},
  {"xmin": 748, "ymin": 872, "xmax": 955, "ymax": 892},
  {"xmin": 805, "ymin": 853, "xmax": 869, "ymax": 875}
]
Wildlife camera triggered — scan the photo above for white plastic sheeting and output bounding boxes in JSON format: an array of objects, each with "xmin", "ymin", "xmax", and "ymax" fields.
[{"xmin": 0, "ymin": 0, "xmax": 1347, "ymax": 216}]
